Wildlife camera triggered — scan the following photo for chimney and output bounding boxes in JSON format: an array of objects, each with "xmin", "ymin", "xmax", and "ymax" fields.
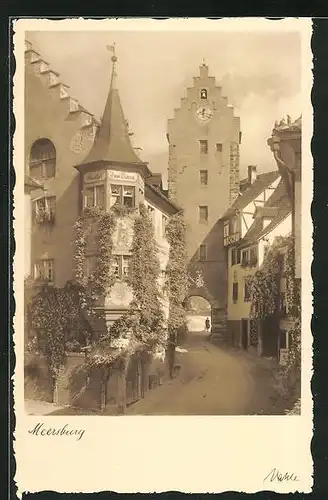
[{"xmin": 248, "ymin": 165, "xmax": 257, "ymax": 185}]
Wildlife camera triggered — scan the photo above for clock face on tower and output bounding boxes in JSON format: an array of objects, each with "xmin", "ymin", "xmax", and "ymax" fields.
[{"xmin": 195, "ymin": 106, "xmax": 213, "ymax": 124}]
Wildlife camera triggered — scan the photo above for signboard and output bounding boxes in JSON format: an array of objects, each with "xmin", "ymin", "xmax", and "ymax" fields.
[
  {"xmin": 84, "ymin": 170, "xmax": 106, "ymax": 183},
  {"xmin": 108, "ymin": 170, "xmax": 137, "ymax": 183},
  {"xmin": 279, "ymin": 348, "xmax": 289, "ymax": 366},
  {"xmin": 224, "ymin": 232, "xmax": 240, "ymax": 246}
]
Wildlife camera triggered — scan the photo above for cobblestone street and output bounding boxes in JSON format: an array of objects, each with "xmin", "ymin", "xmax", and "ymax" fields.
[{"xmin": 126, "ymin": 324, "xmax": 281, "ymax": 416}]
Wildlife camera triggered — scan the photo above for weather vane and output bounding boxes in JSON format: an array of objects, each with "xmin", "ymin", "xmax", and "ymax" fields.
[{"xmin": 106, "ymin": 43, "xmax": 117, "ymax": 64}]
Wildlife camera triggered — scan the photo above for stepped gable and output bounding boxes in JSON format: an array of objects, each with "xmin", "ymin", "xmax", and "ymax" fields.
[{"xmin": 24, "ymin": 38, "xmax": 100, "ymax": 131}]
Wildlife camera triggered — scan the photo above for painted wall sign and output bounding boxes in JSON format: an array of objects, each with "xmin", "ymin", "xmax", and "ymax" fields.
[
  {"xmin": 84, "ymin": 170, "xmax": 106, "ymax": 183},
  {"xmin": 224, "ymin": 233, "xmax": 240, "ymax": 246},
  {"xmin": 108, "ymin": 170, "xmax": 137, "ymax": 183}
]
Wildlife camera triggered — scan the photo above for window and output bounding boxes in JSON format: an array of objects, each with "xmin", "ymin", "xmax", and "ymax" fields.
[
  {"xmin": 231, "ymin": 217, "xmax": 239, "ymax": 234},
  {"xmin": 280, "ymin": 292, "xmax": 287, "ymax": 316},
  {"xmin": 110, "ymin": 185, "xmax": 135, "ymax": 208},
  {"xmin": 85, "ymin": 255, "xmax": 97, "ymax": 278},
  {"xmin": 224, "ymin": 222, "xmax": 230, "ymax": 238},
  {"xmin": 147, "ymin": 205, "xmax": 156, "ymax": 226},
  {"xmin": 244, "ymin": 280, "xmax": 250, "ymax": 302},
  {"xmin": 231, "ymin": 249, "xmax": 240, "ymax": 266},
  {"xmin": 199, "ymin": 140, "xmax": 208, "ymax": 154},
  {"xmin": 216, "ymin": 143, "xmax": 223, "ymax": 153},
  {"xmin": 34, "ymin": 196, "xmax": 56, "ymax": 224},
  {"xmin": 29, "ymin": 138, "xmax": 56, "ymax": 180},
  {"xmin": 122, "ymin": 255, "xmax": 131, "ymax": 278},
  {"xmin": 200, "ymin": 170, "xmax": 208, "ymax": 185},
  {"xmin": 162, "ymin": 215, "xmax": 168, "ymax": 238},
  {"xmin": 84, "ymin": 184, "xmax": 105, "ymax": 209},
  {"xmin": 111, "ymin": 255, "xmax": 131, "ymax": 280},
  {"xmin": 112, "ymin": 255, "xmax": 120, "ymax": 278},
  {"xmin": 249, "ymin": 247, "xmax": 257, "ymax": 266},
  {"xmin": 231, "ymin": 249, "xmax": 236, "ymax": 266},
  {"xmin": 199, "ymin": 244, "xmax": 207, "ymax": 261},
  {"xmin": 199, "ymin": 205, "xmax": 208, "ymax": 223},
  {"xmin": 242, "ymin": 250, "xmax": 249, "ymax": 266},
  {"xmin": 232, "ymin": 282, "xmax": 238, "ymax": 303},
  {"xmin": 34, "ymin": 259, "xmax": 54, "ymax": 282},
  {"xmin": 279, "ymin": 329, "xmax": 287, "ymax": 349},
  {"xmin": 200, "ymin": 88, "xmax": 207, "ymax": 99}
]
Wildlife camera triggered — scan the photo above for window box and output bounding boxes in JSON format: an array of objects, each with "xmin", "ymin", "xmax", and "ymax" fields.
[{"xmin": 34, "ymin": 196, "xmax": 56, "ymax": 225}]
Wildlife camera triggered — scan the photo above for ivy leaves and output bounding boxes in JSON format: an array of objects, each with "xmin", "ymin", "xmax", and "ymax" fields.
[
  {"xmin": 165, "ymin": 211, "xmax": 189, "ymax": 339},
  {"xmin": 28, "ymin": 283, "xmax": 88, "ymax": 377}
]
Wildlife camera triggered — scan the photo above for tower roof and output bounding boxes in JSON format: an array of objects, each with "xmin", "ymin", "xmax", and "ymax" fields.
[{"xmin": 77, "ymin": 49, "xmax": 145, "ymax": 168}]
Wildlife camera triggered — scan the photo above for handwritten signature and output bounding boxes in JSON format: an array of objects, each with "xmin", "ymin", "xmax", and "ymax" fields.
[{"xmin": 264, "ymin": 468, "xmax": 299, "ymax": 483}]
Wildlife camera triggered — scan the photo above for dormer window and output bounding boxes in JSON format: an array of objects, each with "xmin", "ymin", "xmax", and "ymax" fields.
[
  {"xmin": 200, "ymin": 88, "xmax": 207, "ymax": 100},
  {"xmin": 29, "ymin": 138, "xmax": 56, "ymax": 180}
]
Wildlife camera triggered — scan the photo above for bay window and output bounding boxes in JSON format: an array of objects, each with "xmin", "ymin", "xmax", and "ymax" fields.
[
  {"xmin": 84, "ymin": 184, "xmax": 105, "ymax": 209},
  {"xmin": 110, "ymin": 185, "xmax": 135, "ymax": 208}
]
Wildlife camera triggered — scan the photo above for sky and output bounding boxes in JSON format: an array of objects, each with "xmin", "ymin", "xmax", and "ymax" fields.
[{"xmin": 27, "ymin": 29, "xmax": 301, "ymax": 184}]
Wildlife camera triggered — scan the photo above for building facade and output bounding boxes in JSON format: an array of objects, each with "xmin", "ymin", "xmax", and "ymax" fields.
[
  {"xmin": 222, "ymin": 166, "xmax": 292, "ymax": 356},
  {"xmin": 268, "ymin": 116, "xmax": 302, "ymax": 280},
  {"xmin": 24, "ymin": 40, "xmax": 178, "ymax": 412},
  {"xmin": 167, "ymin": 63, "xmax": 241, "ymax": 331}
]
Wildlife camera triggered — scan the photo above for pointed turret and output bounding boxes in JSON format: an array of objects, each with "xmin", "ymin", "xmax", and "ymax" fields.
[{"xmin": 77, "ymin": 48, "xmax": 145, "ymax": 167}]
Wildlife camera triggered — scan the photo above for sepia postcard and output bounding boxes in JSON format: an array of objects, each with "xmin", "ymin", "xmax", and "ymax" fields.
[{"xmin": 13, "ymin": 17, "xmax": 313, "ymax": 495}]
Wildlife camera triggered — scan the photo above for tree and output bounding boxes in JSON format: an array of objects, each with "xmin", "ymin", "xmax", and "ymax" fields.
[{"xmin": 27, "ymin": 281, "xmax": 90, "ymax": 401}]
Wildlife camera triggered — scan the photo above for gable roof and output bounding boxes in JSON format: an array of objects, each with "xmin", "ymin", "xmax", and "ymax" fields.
[
  {"xmin": 221, "ymin": 170, "xmax": 280, "ymax": 220},
  {"xmin": 145, "ymin": 182, "xmax": 179, "ymax": 215},
  {"xmin": 238, "ymin": 179, "xmax": 291, "ymax": 248}
]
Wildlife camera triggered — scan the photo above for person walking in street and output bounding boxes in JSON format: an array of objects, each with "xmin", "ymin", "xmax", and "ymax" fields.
[{"xmin": 205, "ymin": 317, "xmax": 211, "ymax": 333}]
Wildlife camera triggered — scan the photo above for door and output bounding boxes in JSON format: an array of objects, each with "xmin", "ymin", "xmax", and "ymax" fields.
[{"xmin": 241, "ymin": 319, "xmax": 248, "ymax": 350}]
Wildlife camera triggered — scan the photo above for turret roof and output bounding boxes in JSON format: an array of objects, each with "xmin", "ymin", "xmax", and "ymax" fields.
[{"xmin": 77, "ymin": 58, "xmax": 145, "ymax": 167}]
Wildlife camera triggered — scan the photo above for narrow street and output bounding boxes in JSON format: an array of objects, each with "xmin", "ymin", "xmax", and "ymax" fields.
[{"xmin": 126, "ymin": 316, "xmax": 281, "ymax": 416}]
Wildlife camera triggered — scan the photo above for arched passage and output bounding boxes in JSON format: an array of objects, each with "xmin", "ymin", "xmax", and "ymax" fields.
[{"xmin": 186, "ymin": 295, "xmax": 212, "ymax": 333}]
